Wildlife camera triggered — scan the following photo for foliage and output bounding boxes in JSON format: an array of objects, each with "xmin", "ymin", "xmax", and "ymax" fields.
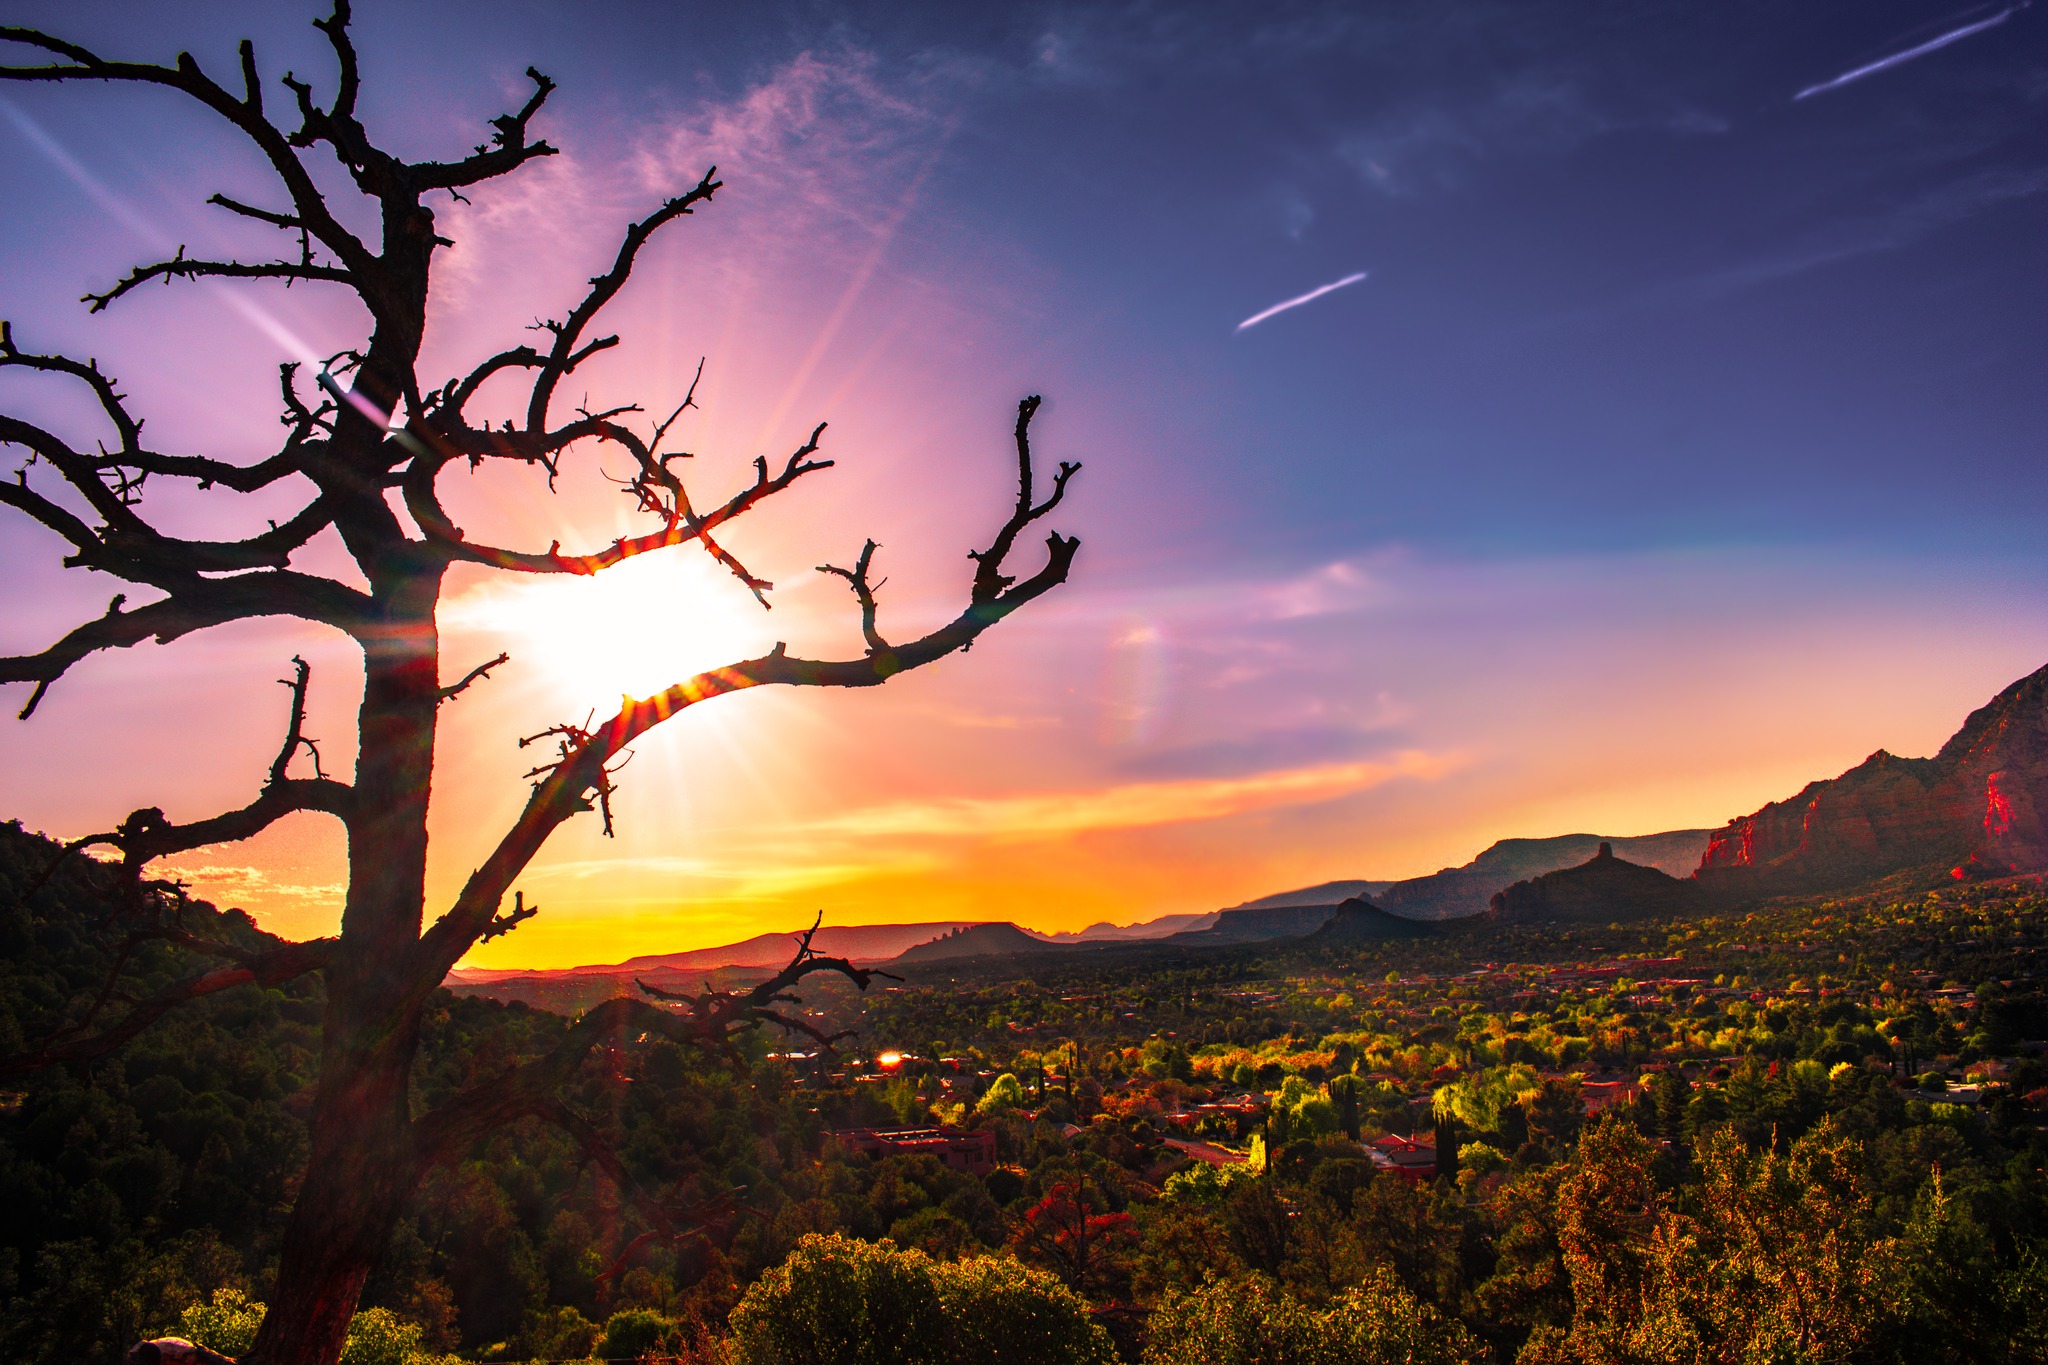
[
  {"xmin": 976, "ymin": 1073, "xmax": 1026, "ymax": 1115},
  {"xmin": 178, "ymin": 1290, "xmax": 458, "ymax": 1365},
  {"xmin": 1163, "ymin": 1161, "xmax": 1248, "ymax": 1205},
  {"xmin": 1143, "ymin": 1272, "xmax": 1478, "ymax": 1365},
  {"xmin": 10, "ymin": 819, "xmax": 2048, "ymax": 1362},
  {"xmin": 725, "ymin": 1234, "xmax": 1112, "ymax": 1365}
]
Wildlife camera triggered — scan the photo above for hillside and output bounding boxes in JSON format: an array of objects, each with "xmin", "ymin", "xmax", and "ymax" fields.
[
  {"xmin": 891, "ymin": 922, "xmax": 1057, "ymax": 963},
  {"xmin": 1297, "ymin": 896, "xmax": 1436, "ymax": 944}
]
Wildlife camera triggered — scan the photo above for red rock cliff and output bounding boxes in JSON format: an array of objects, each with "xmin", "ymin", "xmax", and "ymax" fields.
[{"xmin": 1697, "ymin": 662, "xmax": 2048, "ymax": 892}]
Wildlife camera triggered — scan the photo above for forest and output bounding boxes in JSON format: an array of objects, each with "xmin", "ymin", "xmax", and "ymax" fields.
[{"xmin": 6, "ymin": 818, "xmax": 2047, "ymax": 1364}]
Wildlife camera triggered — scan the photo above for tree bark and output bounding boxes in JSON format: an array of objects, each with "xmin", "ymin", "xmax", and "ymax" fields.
[{"xmin": 251, "ymin": 582, "xmax": 442, "ymax": 1365}]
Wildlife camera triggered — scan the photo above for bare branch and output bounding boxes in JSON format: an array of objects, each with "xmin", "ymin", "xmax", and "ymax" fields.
[
  {"xmin": 0, "ymin": 574, "xmax": 369, "ymax": 718},
  {"xmin": 268, "ymin": 655, "xmax": 325, "ymax": 784},
  {"xmin": 403, "ymin": 66, "xmax": 559, "ymax": 191},
  {"xmin": 420, "ymin": 419, "xmax": 833, "ymax": 586},
  {"xmin": 817, "ymin": 539, "xmax": 891, "ymax": 655},
  {"xmin": 208, "ymin": 191, "xmax": 304, "ymax": 231},
  {"xmin": 970, "ymin": 396, "xmax": 1079, "ymax": 604},
  {"xmin": 438, "ymin": 651, "xmax": 510, "ymax": 704},
  {"xmin": 478, "ymin": 889, "xmax": 536, "ymax": 942},
  {"xmin": 82, "ymin": 247, "xmax": 351, "ymax": 313},
  {"xmin": 525, "ymin": 171, "xmax": 719, "ymax": 432},
  {"xmin": 1, "ymin": 23, "xmax": 380, "ymax": 284}
]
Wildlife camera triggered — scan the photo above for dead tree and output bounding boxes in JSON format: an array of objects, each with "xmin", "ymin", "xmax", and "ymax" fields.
[{"xmin": 0, "ymin": 9, "xmax": 1081, "ymax": 1365}]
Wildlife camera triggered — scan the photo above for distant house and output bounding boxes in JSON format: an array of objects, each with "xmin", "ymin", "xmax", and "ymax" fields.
[
  {"xmin": 1364, "ymin": 1133, "xmax": 1437, "ymax": 1182},
  {"xmin": 831, "ymin": 1126, "xmax": 997, "ymax": 1175},
  {"xmin": 1580, "ymin": 1079, "xmax": 1644, "ymax": 1116}
]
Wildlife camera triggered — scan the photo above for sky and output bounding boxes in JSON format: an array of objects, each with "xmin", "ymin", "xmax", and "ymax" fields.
[{"xmin": 1, "ymin": 0, "xmax": 2045, "ymax": 968}]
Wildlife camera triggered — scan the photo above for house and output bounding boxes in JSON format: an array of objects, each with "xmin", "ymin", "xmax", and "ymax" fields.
[
  {"xmin": 831, "ymin": 1126, "xmax": 998, "ymax": 1175},
  {"xmin": 1364, "ymin": 1133, "xmax": 1438, "ymax": 1182}
]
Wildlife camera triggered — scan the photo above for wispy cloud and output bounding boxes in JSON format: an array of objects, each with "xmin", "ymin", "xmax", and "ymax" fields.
[
  {"xmin": 156, "ymin": 860, "xmax": 345, "ymax": 905},
  {"xmin": 799, "ymin": 751, "xmax": 1455, "ymax": 841}
]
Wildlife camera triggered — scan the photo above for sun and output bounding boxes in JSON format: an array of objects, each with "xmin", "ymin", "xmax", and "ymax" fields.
[{"xmin": 444, "ymin": 552, "xmax": 775, "ymax": 708}]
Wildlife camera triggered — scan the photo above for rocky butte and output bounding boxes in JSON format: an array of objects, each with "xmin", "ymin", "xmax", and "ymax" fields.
[{"xmin": 1489, "ymin": 842, "xmax": 1704, "ymax": 925}]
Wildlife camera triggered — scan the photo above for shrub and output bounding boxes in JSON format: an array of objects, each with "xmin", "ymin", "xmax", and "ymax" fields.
[
  {"xmin": 726, "ymin": 1234, "xmax": 1113, "ymax": 1365},
  {"xmin": 596, "ymin": 1309, "xmax": 677, "ymax": 1362},
  {"xmin": 931, "ymin": 1256, "xmax": 1116, "ymax": 1365},
  {"xmin": 1142, "ymin": 1272, "xmax": 1479, "ymax": 1365}
]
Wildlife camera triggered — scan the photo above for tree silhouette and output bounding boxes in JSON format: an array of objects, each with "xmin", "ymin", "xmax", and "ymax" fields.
[{"xmin": 0, "ymin": 8, "xmax": 1082, "ymax": 1365}]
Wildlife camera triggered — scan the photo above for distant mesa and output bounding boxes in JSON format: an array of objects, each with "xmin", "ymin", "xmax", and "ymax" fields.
[
  {"xmin": 1222, "ymin": 880, "xmax": 1394, "ymax": 912},
  {"xmin": 1490, "ymin": 842, "xmax": 1706, "ymax": 926},
  {"xmin": 1373, "ymin": 829, "xmax": 1714, "ymax": 921},
  {"xmin": 1301, "ymin": 895, "xmax": 1437, "ymax": 944},
  {"xmin": 1166, "ymin": 902, "xmax": 1358, "ymax": 945},
  {"xmin": 1032, "ymin": 911, "xmax": 1219, "ymax": 943},
  {"xmin": 1696, "ymin": 661, "xmax": 2048, "ymax": 896},
  {"xmin": 892, "ymin": 922, "xmax": 1052, "ymax": 964}
]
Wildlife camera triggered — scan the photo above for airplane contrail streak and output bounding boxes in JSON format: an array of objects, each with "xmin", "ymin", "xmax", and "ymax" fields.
[
  {"xmin": 1794, "ymin": 5, "xmax": 2018, "ymax": 100},
  {"xmin": 1236, "ymin": 271, "xmax": 1369, "ymax": 332}
]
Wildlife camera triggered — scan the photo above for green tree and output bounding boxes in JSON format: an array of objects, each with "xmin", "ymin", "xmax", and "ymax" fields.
[
  {"xmin": 726, "ymin": 1235, "xmax": 945, "ymax": 1365},
  {"xmin": 977, "ymin": 1073, "xmax": 1027, "ymax": 1115},
  {"xmin": 1142, "ymin": 1272, "xmax": 1477, "ymax": 1365},
  {"xmin": 726, "ymin": 1234, "xmax": 1112, "ymax": 1365}
]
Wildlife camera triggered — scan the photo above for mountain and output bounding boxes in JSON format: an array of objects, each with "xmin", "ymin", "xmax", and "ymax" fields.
[
  {"xmin": 892, "ymin": 922, "xmax": 1058, "ymax": 963},
  {"xmin": 1373, "ymin": 829, "xmax": 1715, "ymax": 921},
  {"xmin": 1033, "ymin": 912, "xmax": 1219, "ymax": 943},
  {"xmin": 1224, "ymin": 880, "xmax": 1395, "ymax": 911},
  {"xmin": 1490, "ymin": 842, "xmax": 1706, "ymax": 925},
  {"xmin": 1166, "ymin": 902, "xmax": 1349, "ymax": 945},
  {"xmin": 1299, "ymin": 896, "xmax": 1436, "ymax": 945},
  {"xmin": 1697, "ymin": 662, "xmax": 2048, "ymax": 895}
]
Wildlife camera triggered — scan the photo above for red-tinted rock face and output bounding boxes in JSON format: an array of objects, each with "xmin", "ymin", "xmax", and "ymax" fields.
[
  {"xmin": 1937, "ymin": 664, "xmax": 2048, "ymax": 873},
  {"xmin": 1696, "ymin": 662, "xmax": 2048, "ymax": 894}
]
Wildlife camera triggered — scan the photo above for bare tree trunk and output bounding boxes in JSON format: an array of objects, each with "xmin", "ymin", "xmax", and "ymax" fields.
[{"xmin": 251, "ymin": 593, "xmax": 440, "ymax": 1365}]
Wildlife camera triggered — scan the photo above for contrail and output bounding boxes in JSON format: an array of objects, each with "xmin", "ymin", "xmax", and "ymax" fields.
[
  {"xmin": 1, "ymin": 98, "xmax": 395, "ymax": 426},
  {"xmin": 1794, "ymin": 5, "xmax": 2019, "ymax": 100},
  {"xmin": 1236, "ymin": 271, "xmax": 1368, "ymax": 332}
]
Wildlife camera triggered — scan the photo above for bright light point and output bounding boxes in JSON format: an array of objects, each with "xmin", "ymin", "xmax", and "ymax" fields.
[
  {"xmin": 877, "ymin": 1051, "xmax": 904, "ymax": 1067},
  {"xmin": 444, "ymin": 553, "xmax": 772, "ymax": 706}
]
